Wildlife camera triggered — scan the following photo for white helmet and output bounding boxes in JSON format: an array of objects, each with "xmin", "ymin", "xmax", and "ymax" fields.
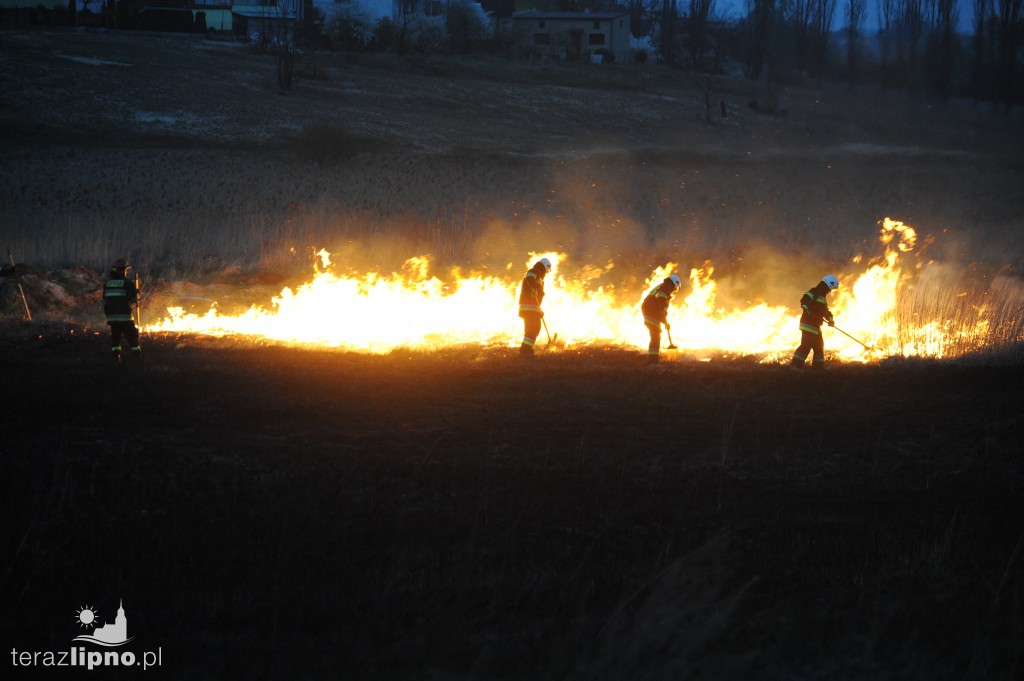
[
  {"xmin": 538, "ymin": 257, "xmax": 552, "ymax": 273},
  {"xmin": 668, "ymin": 274, "xmax": 681, "ymax": 288},
  {"xmin": 822, "ymin": 274, "xmax": 839, "ymax": 290}
]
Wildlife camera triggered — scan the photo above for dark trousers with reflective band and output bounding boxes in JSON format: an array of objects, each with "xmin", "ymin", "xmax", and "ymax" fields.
[
  {"xmin": 109, "ymin": 321, "xmax": 141, "ymax": 355},
  {"xmin": 791, "ymin": 328, "xmax": 824, "ymax": 367},
  {"xmin": 645, "ymin": 319, "xmax": 662, "ymax": 358},
  {"xmin": 520, "ymin": 312, "xmax": 541, "ymax": 354}
]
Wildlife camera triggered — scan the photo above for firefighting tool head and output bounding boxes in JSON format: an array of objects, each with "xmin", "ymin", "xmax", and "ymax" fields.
[
  {"xmin": 822, "ymin": 274, "xmax": 839, "ymax": 290},
  {"xmin": 668, "ymin": 274, "xmax": 681, "ymax": 289},
  {"xmin": 538, "ymin": 258, "xmax": 552, "ymax": 273}
]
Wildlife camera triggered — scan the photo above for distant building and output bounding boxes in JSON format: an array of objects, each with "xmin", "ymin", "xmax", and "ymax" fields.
[{"xmin": 511, "ymin": 10, "xmax": 630, "ymax": 64}]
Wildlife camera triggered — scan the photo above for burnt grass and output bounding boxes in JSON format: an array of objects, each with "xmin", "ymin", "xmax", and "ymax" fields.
[{"xmin": 2, "ymin": 325, "xmax": 1022, "ymax": 680}]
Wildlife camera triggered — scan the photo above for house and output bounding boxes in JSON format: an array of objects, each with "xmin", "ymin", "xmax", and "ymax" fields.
[
  {"xmin": 231, "ymin": 1, "xmax": 299, "ymax": 40},
  {"xmin": 511, "ymin": 10, "xmax": 630, "ymax": 64},
  {"xmin": 0, "ymin": 0, "xmax": 298, "ymax": 35}
]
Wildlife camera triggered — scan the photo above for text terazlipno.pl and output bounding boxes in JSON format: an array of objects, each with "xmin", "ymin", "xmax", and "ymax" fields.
[{"xmin": 10, "ymin": 647, "xmax": 162, "ymax": 670}]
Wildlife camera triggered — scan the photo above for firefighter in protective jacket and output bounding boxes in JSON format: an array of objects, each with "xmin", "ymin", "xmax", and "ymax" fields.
[
  {"xmin": 789, "ymin": 275, "xmax": 838, "ymax": 369},
  {"xmin": 103, "ymin": 258, "xmax": 141, "ymax": 361},
  {"xmin": 641, "ymin": 274, "xmax": 680, "ymax": 363},
  {"xmin": 518, "ymin": 258, "xmax": 551, "ymax": 357}
]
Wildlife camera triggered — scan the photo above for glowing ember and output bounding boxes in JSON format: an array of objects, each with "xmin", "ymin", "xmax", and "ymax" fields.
[{"xmin": 146, "ymin": 219, "xmax": 1009, "ymax": 360}]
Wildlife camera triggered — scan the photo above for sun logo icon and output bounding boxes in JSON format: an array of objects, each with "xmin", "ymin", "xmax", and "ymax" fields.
[{"xmin": 75, "ymin": 605, "xmax": 99, "ymax": 630}]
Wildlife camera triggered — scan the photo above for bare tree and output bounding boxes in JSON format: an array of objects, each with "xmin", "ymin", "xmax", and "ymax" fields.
[
  {"xmin": 272, "ymin": 0, "xmax": 300, "ymax": 91},
  {"xmin": 994, "ymin": 0, "xmax": 1023, "ymax": 106},
  {"xmin": 688, "ymin": 0, "xmax": 717, "ymax": 67},
  {"xmin": 895, "ymin": 0, "xmax": 925, "ymax": 88},
  {"xmin": 746, "ymin": 0, "xmax": 776, "ymax": 78},
  {"xmin": 811, "ymin": 0, "xmax": 838, "ymax": 78},
  {"xmin": 788, "ymin": 0, "xmax": 817, "ymax": 74},
  {"xmin": 970, "ymin": 0, "xmax": 991, "ymax": 99},
  {"xmin": 628, "ymin": 0, "xmax": 658, "ymax": 38},
  {"xmin": 660, "ymin": 0, "xmax": 679, "ymax": 64},
  {"xmin": 846, "ymin": 0, "xmax": 865, "ymax": 82},
  {"xmin": 877, "ymin": 0, "xmax": 898, "ymax": 83},
  {"xmin": 925, "ymin": 0, "xmax": 959, "ymax": 98}
]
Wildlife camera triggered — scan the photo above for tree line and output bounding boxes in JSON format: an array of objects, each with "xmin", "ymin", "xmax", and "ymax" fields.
[
  {"xmin": 15, "ymin": 0, "xmax": 1020, "ymax": 105},
  {"xmin": 517, "ymin": 0, "xmax": 1022, "ymax": 105}
]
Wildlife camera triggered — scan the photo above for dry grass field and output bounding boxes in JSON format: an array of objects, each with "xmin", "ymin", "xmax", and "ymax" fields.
[{"xmin": 1, "ymin": 26, "xmax": 1023, "ymax": 680}]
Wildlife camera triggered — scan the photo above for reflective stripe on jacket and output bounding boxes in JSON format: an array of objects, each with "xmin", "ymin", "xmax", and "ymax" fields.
[
  {"xmin": 641, "ymin": 282, "xmax": 673, "ymax": 327},
  {"xmin": 518, "ymin": 267, "xmax": 545, "ymax": 316},
  {"xmin": 798, "ymin": 280, "xmax": 833, "ymax": 331},
  {"xmin": 103, "ymin": 273, "xmax": 137, "ymax": 322}
]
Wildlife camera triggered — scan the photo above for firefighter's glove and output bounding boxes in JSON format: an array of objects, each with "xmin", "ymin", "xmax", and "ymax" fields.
[
  {"xmin": 664, "ymin": 322, "xmax": 671, "ymax": 330},
  {"xmin": 826, "ymin": 316, "xmax": 835, "ymax": 327}
]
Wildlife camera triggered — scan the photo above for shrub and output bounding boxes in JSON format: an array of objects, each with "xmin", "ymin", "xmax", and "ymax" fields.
[
  {"xmin": 445, "ymin": 0, "xmax": 492, "ymax": 53},
  {"xmin": 373, "ymin": 16, "xmax": 399, "ymax": 52},
  {"xmin": 325, "ymin": 0, "xmax": 374, "ymax": 51},
  {"xmin": 405, "ymin": 13, "xmax": 447, "ymax": 55}
]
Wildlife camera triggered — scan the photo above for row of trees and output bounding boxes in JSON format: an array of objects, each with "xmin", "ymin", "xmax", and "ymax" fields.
[
  {"xmin": 321, "ymin": 0, "xmax": 493, "ymax": 55},
  {"xmin": 629, "ymin": 0, "xmax": 1021, "ymax": 104},
  {"xmin": 30, "ymin": 0, "xmax": 1016, "ymax": 104},
  {"xmin": 309, "ymin": 0, "xmax": 1020, "ymax": 105}
]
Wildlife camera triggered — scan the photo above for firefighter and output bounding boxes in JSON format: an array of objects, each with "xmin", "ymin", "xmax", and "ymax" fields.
[
  {"xmin": 641, "ymin": 273, "xmax": 681, "ymax": 363},
  {"xmin": 103, "ymin": 258, "xmax": 141, "ymax": 361},
  {"xmin": 518, "ymin": 257, "xmax": 551, "ymax": 357},
  {"xmin": 790, "ymin": 274, "xmax": 839, "ymax": 370}
]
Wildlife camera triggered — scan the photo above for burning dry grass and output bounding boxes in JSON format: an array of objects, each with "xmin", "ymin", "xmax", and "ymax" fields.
[
  {"xmin": 3, "ymin": 30, "xmax": 1024, "ymax": 678},
  {"xmin": 123, "ymin": 218, "xmax": 1024, "ymax": 362}
]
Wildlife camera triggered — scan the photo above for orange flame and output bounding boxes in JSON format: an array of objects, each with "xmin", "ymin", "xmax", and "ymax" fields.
[{"xmin": 146, "ymin": 218, "xmax": 1006, "ymax": 360}]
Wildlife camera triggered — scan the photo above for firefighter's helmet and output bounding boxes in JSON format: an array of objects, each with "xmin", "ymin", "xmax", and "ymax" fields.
[
  {"xmin": 112, "ymin": 258, "xmax": 129, "ymax": 271},
  {"xmin": 822, "ymin": 274, "xmax": 839, "ymax": 290},
  {"xmin": 538, "ymin": 257, "xmax": 552, "ymax": 273},
  {"xmin": 668, "ymin": 274, "xmax": 681, "ymax": 288}
]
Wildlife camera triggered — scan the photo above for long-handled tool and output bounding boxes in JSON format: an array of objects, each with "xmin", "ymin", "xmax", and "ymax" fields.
[
  {"xmin": 831, "ymin": 323, "xmax": 874, "ymax": 352},
  {"xmin": 665, "ymin": 322, "xmax": 678, "ymax": 350},
  {"xmin": 532, "ymin": 290, "xmax": 557, "ymax": 346},
  {"xmin": 7, "ymin": 249, "xmax": 31, "ymax": 322},
  {"xmin": 134, "ymin": 270, "xmax": 142, "ymax": 328}
]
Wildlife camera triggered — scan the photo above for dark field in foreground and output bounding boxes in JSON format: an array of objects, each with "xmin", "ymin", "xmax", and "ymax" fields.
[{"xmin": 2, "ymin": 327, "xmax": 1023, "ymax": 680}]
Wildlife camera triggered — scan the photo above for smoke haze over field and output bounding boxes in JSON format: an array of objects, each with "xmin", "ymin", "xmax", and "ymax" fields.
[{"xmin": 1, "ymin": 28, "xmax": 1021, "ymax": 355}]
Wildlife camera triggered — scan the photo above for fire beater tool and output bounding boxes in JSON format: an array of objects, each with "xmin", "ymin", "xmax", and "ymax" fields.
[
  {"xmin": 665, "ymin": 323, "xmax": 678, "ymax": 350},
  {"xmin": 532, "ymin": 290, "xmax": 557, "ymax": 346},
  {"xmin": 831, "ymin": 323, "xmax": 874, "ymax": 352},
  {"xmin": 134, "ymin": 271, "xmax": 142, "ymax": 328},
  {"xmin": 7, "ymin": 248, "xmax": 31, "ymax": 322}
]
